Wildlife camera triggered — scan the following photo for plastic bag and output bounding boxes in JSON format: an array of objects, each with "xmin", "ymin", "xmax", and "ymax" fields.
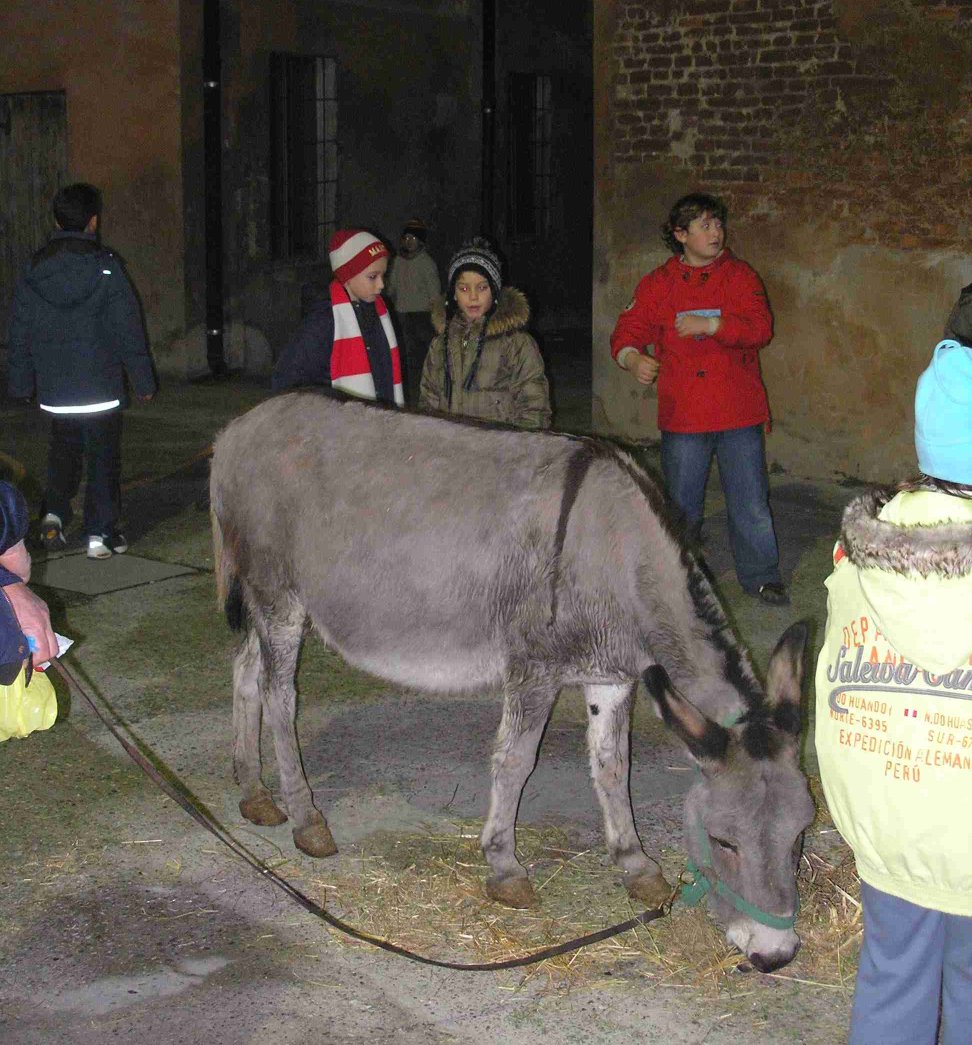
[{"xmin": 0, "ymin": 664, "xmax": 57, "ymax": 742}]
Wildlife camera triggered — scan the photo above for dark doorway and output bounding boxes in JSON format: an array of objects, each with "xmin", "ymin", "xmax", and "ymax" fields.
[
  {"xmin": 0, "ymin": 91, "xmax": 67, "ymax": 342},
  {"xmin": 492, "ymin": 1, "xmax": 593, "ymax": 427}
]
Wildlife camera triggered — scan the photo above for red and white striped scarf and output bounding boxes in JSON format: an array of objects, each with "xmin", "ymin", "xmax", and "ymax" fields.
[{"xmin": 330, "ymin": 280, "xmax": 404, "ymax": 405}]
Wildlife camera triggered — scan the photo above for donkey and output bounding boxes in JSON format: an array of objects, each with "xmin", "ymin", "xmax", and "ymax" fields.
[{"xmin": 210, "ymin": 392, "xmax": 814, "ymax": 971}]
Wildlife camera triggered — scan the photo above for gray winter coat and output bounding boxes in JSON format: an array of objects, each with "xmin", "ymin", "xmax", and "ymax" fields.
[{"xmin": 418, "ymin": 287, "xmax": 551, "ymax": 429}]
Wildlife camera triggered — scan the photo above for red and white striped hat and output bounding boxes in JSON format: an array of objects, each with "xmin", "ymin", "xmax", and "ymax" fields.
[{"xmin": 328, "ymin": 229, "xmax": 389, "ymax": 283}]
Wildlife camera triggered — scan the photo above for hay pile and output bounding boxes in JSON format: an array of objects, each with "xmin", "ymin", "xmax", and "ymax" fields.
[{"xmin": 283, "ymin": 813, "xmax": 862, "ymax": 993}]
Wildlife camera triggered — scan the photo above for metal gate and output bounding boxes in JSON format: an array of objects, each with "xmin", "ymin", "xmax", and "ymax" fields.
[{"xmin": 0, "ymin": 91, "xmax": 67, "ymax": 343}]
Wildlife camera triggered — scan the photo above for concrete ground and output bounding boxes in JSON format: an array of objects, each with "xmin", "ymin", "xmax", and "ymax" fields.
[{"xmin": 0, "ymin": 348, "xmax": 861, "ymax": 1044}]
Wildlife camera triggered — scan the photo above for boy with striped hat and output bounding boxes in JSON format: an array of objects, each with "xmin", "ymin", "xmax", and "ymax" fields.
[{"xmin": 272, "ymin": 229, "xmax": 404, "ymax": 406}]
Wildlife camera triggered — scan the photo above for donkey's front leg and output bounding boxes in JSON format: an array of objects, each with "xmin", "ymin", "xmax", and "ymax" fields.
[
  {"xmin": 584, "ymin": 682, "xmax": 671, "ymax": 906},
  {"xmin": 481, "ymin": 679, "xmax": 558, "ymax": 909}
]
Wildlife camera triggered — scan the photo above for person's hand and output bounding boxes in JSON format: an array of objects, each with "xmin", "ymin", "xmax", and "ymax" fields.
[
  {"xmin": 4, "ymin": 582, "xmax": 57, "ymax": 667},
  {"xmin": 137, "ymin": 392, "xmax": 155, "ymax": 403},
  {"xmin": 674, "ymin": 313, "xmax": 720, "ymax": 338},
  {"xmin": 0, "ymin": 539, "xmax": 31, "ymax": 584},
  {"xmin": 625, "ymin": 352, "xmax": 660, "ymax": 385}
]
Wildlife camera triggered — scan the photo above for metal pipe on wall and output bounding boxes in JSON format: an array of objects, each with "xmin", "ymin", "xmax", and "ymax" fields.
[
  {"xmin": 203, "ymin": 0, "xmax": 226, "ymax": 377},
  {"xmin": 481, "ymin": 0, "xmax": 496, "ymax": 235}
]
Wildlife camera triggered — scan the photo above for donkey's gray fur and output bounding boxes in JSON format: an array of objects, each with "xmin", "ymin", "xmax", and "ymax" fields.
[{"xmin": 210, "ymin": 392, "xmax": 813, "ymax": 970}]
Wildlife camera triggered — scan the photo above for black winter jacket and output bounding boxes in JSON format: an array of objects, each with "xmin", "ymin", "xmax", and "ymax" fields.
[
  {"xmin": 7, "ymin": 231, "xmax": 156, "ymax": 409},
  {"xmin": 271, "ymin": 296, "xmax": 397, "ymax": 404}
]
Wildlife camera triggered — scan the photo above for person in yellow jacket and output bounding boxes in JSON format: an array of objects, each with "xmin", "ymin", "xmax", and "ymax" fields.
[{"xmin": 815, "ymin": 335, "xmax": 972, "ymax": 1045}]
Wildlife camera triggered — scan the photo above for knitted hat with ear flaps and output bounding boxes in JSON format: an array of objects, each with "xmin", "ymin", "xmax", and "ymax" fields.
[
  {"xmin": 915, "ymin": 339, "xmax": 972, "ymax": 485},
  {"xmin": 0, "ymin": 481, "xmax": 28, "ymax": 557},
  {"xmin": 328, "ymin": 229, "xmax": 389, "ymax": 284},
  {"xmin": 447, "ymin": 238, "xmax": 502, "ymax": 300}
]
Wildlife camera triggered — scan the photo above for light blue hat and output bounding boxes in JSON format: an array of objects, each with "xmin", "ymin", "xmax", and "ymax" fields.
[{"xmin": 915, "ymin": 339, "xmax": 972, "ymax": 484}]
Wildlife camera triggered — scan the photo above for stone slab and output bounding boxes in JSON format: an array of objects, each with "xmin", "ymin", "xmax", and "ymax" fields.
[{"xmin": 31, "ymin": 552, "xmax": 197, "ymax": 596}]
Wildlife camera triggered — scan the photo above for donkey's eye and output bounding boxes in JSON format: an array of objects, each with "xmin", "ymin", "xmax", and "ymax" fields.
[{"xmin": 710, "ymin": 836, "xmax": 738, "ymax": 854}]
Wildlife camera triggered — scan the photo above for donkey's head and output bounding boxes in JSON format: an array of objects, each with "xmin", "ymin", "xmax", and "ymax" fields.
[{"xmin": 645, "ymin": 622, "xmax": 814, "ymax": 972}]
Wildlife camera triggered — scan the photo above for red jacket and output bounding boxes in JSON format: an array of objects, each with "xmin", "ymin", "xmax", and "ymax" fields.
[{"xmin": 610, "ymin": 250, "xmax": 773, "ymax": 433}]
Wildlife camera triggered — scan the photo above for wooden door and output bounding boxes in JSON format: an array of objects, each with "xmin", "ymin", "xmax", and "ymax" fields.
[{"xmin": 0, "ymin": 92, "xmax": 67, "ymax": 343}]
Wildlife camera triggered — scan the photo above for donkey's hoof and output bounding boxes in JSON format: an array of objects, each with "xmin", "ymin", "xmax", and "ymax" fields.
[
  {"xmin": 485, "ymin": 875, "xmax": 537, "ymax": 909},
  {"xmin": 624, "ymin": 870, "xmax": 672, "ymax": 906},
  {"xmin": 239, "ymin": 793, "xmax": 287, "ymax": 826},
  {"xmin": 293, "ymin": 821, "xmax": 338, "ymax": 859}
]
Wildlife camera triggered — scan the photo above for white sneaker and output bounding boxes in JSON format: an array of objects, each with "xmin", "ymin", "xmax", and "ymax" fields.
[{"xmin": 87, "ymin": 535, "xmax": 112, "ymax": 560}]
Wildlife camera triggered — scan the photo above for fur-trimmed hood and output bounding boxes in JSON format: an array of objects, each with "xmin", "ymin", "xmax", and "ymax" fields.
[
  {"xmin": 836, "ymin": 487, "xmax": 972, "ymax": 673},
  {"xmin": 841, "ymin": 487, "xmax": 972, "ymax": 579},
  {"xmin": 431, "ymin": 286, "xmax": 530, "ymax": 338}
]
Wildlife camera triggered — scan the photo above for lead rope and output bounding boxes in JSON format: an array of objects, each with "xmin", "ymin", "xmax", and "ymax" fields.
[{"xmin": 50, "ymin": 658, "xmax": 676, "ymax": 971}]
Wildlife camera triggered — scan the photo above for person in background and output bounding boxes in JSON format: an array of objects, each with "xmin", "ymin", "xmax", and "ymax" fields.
[
  {"xmin": 272, "ymin": 228, "xmax": 404, "ymax": 406},
  {"xmin": 7, "ymin": 183, "xmax": 157, "ymax": 560},
  {"xmin": 610, "ymin": 191, "xmax": 787, "ymax": 605},
  {"xmin": 385, "ymin": 218, "xmax": 441, "ymax": 406},
  {"xmin": 815, "ymin": 328, "xmax": 972, "ymax": 1045},
  {"xmin": 419, "ymin": 238, "xmax": 550, "ymax": 429}
]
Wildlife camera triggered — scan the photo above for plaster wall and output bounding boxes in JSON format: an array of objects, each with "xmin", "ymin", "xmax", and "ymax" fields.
[
  {"xmin": 594, "ymin": 0, "xmax": 972, "ymax": 482},
  {"xmin": 0, "ymin": 0, "xmax": 186, "ymax": 351}
]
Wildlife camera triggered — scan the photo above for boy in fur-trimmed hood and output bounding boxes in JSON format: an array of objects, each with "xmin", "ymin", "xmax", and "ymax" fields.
[
  {"xmin": 815, "ymin": 320, "xmax": 972, "ymax": 1045},
  {"xmin": 418, "ymin": 238, "xmax": 550, "ymax": 430}
]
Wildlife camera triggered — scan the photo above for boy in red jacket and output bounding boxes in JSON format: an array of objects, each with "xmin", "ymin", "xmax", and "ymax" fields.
[{"xmin": 611, "ymin": 192, "xmax": 787, "ymax": 605}]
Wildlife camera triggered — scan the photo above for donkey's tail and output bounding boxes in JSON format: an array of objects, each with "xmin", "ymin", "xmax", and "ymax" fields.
[{"xmin": 211, "ymin": 496, "xmax": 246, "ymax": 633}]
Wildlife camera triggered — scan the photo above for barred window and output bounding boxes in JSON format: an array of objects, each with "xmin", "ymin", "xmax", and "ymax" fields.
[{"xmin": 270, "ymin": 54, "xmax": 338, "ymax": 259}]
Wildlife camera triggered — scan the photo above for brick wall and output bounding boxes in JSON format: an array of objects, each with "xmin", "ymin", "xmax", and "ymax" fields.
[{"xmin": 612, "ymin": 0, "xmax": 972, "ymax": 249}]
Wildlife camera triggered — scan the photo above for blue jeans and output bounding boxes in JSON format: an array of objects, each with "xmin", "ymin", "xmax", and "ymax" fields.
[
  {"xmin": 850, "ymin": 882, "xmax": 972, "ymax": 1045},
  {"xmin": 660, "ymin": 425, "xmax": 781, "ymax": 591}
]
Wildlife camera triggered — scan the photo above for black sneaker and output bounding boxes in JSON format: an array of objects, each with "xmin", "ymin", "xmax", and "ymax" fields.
[
  {"xmin": 40, "ymin": 513, "xmax": 67, "ymax": 550},
  {"xmin": 751, "ymin": 582, "xmax": 790, "ymax": 607},
  {"xmin": 107, "ymin": 530, "xmax": 128, "ymax": 555}
]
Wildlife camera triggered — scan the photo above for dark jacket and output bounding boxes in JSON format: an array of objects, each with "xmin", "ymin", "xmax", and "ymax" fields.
[
  {"xmin": 0, "ymin": 583, "xmax": 29, "ymax": 685},
  {"xmin": 7, "ymin": 231, "xmax": 156, "ymax": 409},
  {"xmin": 271, "ymin": 295, "xmax": 397, "ymax": 404}
]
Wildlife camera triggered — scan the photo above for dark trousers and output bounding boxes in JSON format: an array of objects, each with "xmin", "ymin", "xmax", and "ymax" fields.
[
  {"xmin": 397, "ymin": 311, "xmax": 435, "ymax": 407},
  {"xmin": 44, "ymin": 411, "xmax": 123, "ymax": 538},
  {"xmin": 660, "ymin": 424, "xmax": 782, "ymax": 591}
]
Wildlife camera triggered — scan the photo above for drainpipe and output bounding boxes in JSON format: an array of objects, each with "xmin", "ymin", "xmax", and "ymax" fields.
[
  {"xmin": 203, "ymin": 0, "xmax": 226, "ymax": 377},
  {"xmin": 481, "ymin": 0, "xmax": 496, "ymax": 235}
]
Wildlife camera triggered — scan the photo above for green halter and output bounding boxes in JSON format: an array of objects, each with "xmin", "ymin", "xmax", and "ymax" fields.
[
  {"xmin": 677, "ymin": 707, "xmax": 799, "ymax": 932},
  {"xmin": 678, "ymin": 818, "xmax": 799, "ymax": 931}
]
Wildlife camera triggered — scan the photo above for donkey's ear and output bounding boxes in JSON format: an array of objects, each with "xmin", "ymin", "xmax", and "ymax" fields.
[
  {"xmin": 643, "ymin": 666, "xmax": 728, "ymax": 769},
  {"xmin": 766, "ymin": 621, "xmax": 808, "ymax": 736}
]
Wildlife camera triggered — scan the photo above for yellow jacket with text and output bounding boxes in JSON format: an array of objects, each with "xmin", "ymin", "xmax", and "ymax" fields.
[{"xmin": 815, "ymin": 487, "xmax": 972, "ymax": 915}]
